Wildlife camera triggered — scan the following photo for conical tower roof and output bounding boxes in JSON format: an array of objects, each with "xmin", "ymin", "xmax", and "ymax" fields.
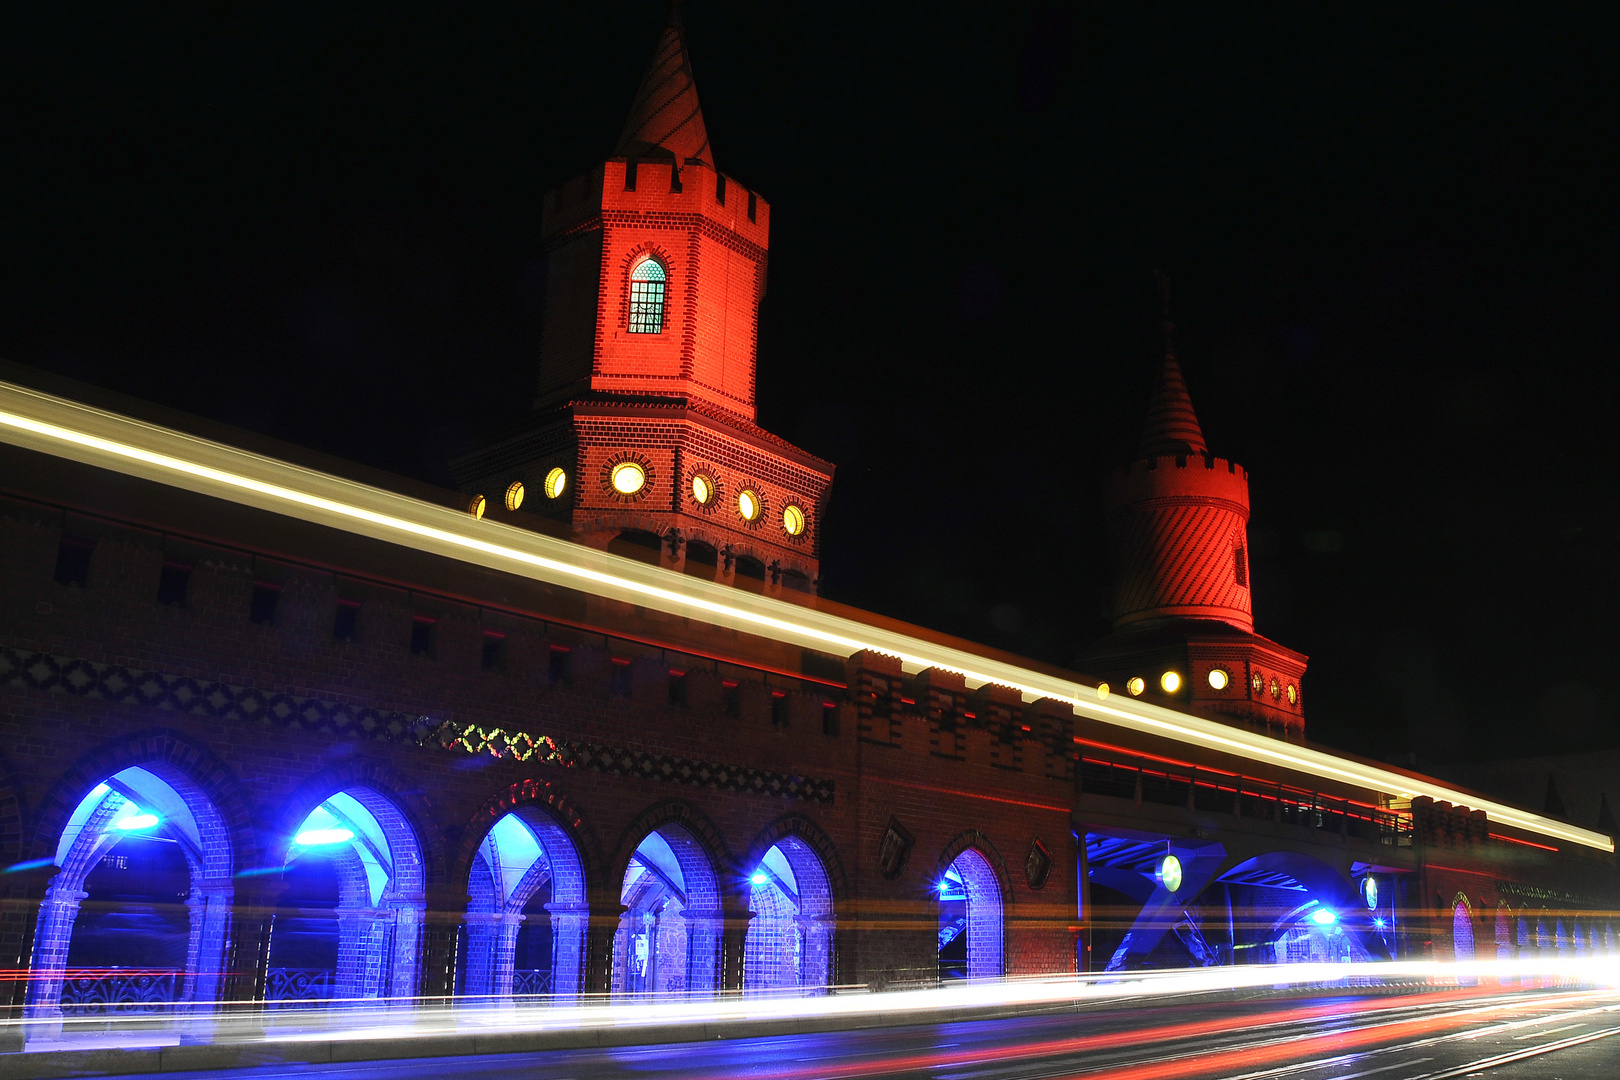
[
  {"xmin": 1138, "ymin": 343, "xmax": 1207, "ymax": 458},
  {"xmin": 616, "ymin": 4, "xmax": 713, "ymax": 168}
]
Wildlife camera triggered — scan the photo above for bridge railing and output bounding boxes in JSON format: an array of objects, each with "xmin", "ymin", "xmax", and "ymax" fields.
[{"xmin": 1079, "ymin": 755, "xmax": 1411, "ymax": 846}]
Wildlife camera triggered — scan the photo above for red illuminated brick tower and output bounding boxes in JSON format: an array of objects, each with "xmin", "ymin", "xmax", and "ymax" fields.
[
  {"xmin": 455, "ymin": 7, "xmax": 833, "ymax": 595},
  {"xmin": 1084, "ymin": 325, "xmax": 1308, "ymax": 741}
]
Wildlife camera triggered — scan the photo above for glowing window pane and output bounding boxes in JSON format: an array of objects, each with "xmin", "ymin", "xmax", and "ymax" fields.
[
  {"xmin": 467, "ymin": 494, "xmax": 486, "ymax": 519},
  {"xmin": 544, "ymin": 467, "xmax": 567, "ymax": 499},
  {"xmin": 1126, "ymin": 677, "xmax": 1145, "ymax": 696},
  {"xmin": 1287, "ymin": 683, "xmax": 1298, "ymax": 705},
  {"xmin": 1252, "ymin": 671, "xmax": 1264, "ymax": 694},
  {"xmin": 691, "ymin": 473, "xmax": 715, "ymax": 506},
  {"xmin": 1207, "ymin": 668, "xmax": 1230, "ymax": 691},
  {"xmin": 1270, "ymin": 678, "xmax": 1281, "ymax": 700},
  {"xmin": 782, "ymin": 504, "xmax": 806, "ymax": 537},
  {"xmin": 738, "ymin": 489, "xmax": 761, "ymax": 522},
  {"xmin": 611, "ymin": 462, "xmax": 646, "ymax": 496},
  {"xmin": 504, "ymin": 481, "xmax": 525, "ymax": 511},
  {"xmin": 629, "ymin": 259, "xmax": 666, "ymax": 334},
  {"xmin": 1159, "ymin": 671, "xmax": 1181, "ymax": 694}
]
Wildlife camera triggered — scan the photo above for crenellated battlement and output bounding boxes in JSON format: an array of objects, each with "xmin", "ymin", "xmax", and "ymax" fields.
[
  {"xmin": 540, "ymin": 160, "xmax": 770, "ymax": 248},
  {"xmin": 1107, "ymin": 453, "xmax": 1250, "ymax": 510}
]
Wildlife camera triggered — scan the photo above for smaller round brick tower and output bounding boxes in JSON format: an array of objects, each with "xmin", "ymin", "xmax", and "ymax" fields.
[{"xmin": 1084, "ymin": 321, "xmax": 1308, "ymax": 742}]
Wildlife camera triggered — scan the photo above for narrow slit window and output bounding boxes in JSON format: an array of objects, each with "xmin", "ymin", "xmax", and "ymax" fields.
[
  {"xmin": 1233, "ymin": 541, "xmax": 1249, "ymax": 588},
  {"xmin": 628, "ymin": 259, "xmax": 666, "ymax": 334}
]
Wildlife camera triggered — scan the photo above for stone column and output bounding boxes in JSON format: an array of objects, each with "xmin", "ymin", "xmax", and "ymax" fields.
[
  {"xmin": 217, "ymin": 880, "xmax": 277, "ymax": 1037},
  {"xmin": 581, "ymin": 902, "xmax": 627, "ymax": 999},
  {"xmin": 718, "ymin": 905, "xmax": 753, "ymax": 994},
  {"xmin": 415, "ymin": 884, "xmax": 467, "ymax": 1006},
  {"xmin": 545, "ymin": 902, "xmax": 591, "ymax": 1003},
  {"xmin": 0, "ymin": 866, "xmax": 57, "ymax": 1051},
  {"xmin": 22, "ymin": 883, "xmax": 86, "ymax": 1036},
  {"xmin": 181, "ymin": 884, "xmax": 234, "ymax": 1007},
  {"xmin": 387, "ymin": 901, "xmax": 422, "ymax": 1008}
]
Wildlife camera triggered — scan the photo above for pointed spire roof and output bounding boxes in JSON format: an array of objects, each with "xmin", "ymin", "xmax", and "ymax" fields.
[
  {"xmin": 1138, "ymin": 279, "xmax": 1208, "ymax": 458},
  {"xmin": 616, "ymin": 3, "xmax": 713, "ymax": 168}
]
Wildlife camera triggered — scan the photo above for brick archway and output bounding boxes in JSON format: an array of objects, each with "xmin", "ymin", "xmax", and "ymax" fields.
[
  {"xmin": 609, "ymin": 799, "xmax": 735, "ymax": 892},
  {"xmin": 936, "ymin": 830, "xmax": 1014, "ymax": 908},
  {"xmin": 740, "ymin": 812, "xmax": 843, "ymax": 995},
  {"xmin": 272, "ymin": 756, "xmax": 439, "ymax": 892},
  {"xmin": 741, "ymin": 812, "xmax": 848, "ymax": 903},
  {"xmin": 25, "ymin": 729, "xmax": 250, "ymax": 1022},
  {"xmin": 268, "ymin": 758, "xmax": 434, "ymax": 1003},
  {"xmin": 937, "ymin": 830, "xmax": 1012, "ymax": 982},
  {"xmin": 610, "ymin": 799, "xmax": 732, "ymax": 999},
  {"xmin": 454, "ymin": 779, "xmax": 599, "ymax": 1003},
  {"xmin": 28, "ymin": 728, "xmax": 252, "ymax": 869}
]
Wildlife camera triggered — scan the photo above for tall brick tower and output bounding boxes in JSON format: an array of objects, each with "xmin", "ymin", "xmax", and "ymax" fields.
[
  {"xmin": 454, "ymin": 6, "xmax": 833, "ymax": 595},
  {"xmin": 1083, "ymin": 322, "xmax": 1308, "ymax": 741}
]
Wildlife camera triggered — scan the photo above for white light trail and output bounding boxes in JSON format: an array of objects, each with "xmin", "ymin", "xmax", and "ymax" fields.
[{"xmin": 0, "ymin": 379, "xmax": 1608, "ymax": 851}]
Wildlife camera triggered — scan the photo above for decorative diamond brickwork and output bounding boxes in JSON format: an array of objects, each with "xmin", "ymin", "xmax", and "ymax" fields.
[{"xmin": 0, "ymin": 646, "xmax": 833, "ymax": 804}]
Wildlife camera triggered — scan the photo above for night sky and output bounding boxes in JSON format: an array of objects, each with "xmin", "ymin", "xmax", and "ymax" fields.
[{"xmin": 6, "ymin": 3, "xmax": 1619, "ymax": 766}]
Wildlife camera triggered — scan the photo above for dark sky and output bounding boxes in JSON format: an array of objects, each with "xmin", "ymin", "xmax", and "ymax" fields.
[{"xmin": 5, "ymin": 2, "xmax": 1619, "ymax": 765}]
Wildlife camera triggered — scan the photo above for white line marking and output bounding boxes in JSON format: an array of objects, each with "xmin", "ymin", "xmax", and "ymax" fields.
[{"xmin": 1511, "ymin": 1022, "xmax": 1584, "ymax": 1039}]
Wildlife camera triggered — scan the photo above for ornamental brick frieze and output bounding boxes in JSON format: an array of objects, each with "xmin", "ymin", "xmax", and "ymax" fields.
[{"xmin": 0, "ymin": 645, "xmax": 834, "ymax": 804}]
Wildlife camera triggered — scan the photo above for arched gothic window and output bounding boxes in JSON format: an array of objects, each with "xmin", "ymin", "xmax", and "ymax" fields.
[{"xmin": 629, "ymin": 259, "xmax": 667, "ymax": 334}]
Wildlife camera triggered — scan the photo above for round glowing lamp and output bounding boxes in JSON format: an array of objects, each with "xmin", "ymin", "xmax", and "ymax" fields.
[
  {"xmin": 738, "ymin": 489, "xmax": 762, "ymax": 522},
  {"xmin": 1157, "ymin": 854, "xmax": 1183, "ymax": 894},
  {"xmin": 1126, "ymin": 677, "xmax": 1145, "ymax": 697},
  {"xmin": 1160, "ymin": 671, "xmax": 1181, "ymax": 694},
  {"xmin": 1096, "ymin": 682, "xmax": 1110, "ymax": 700},
  {"xmin": 750, "ymin": 872, "xmax": 768, "ymax": 885},
  {"xmin": 1310, "ymin": 907, "xmax": 1337, "ymax": 926},
  {"xmin": 504, "ymin": 481, "xmax": 525, "ymax": 511},
  {"xmin": 1363, "ymin": 876, "xmax": 1379, "ymax": 909},
  {"xmin": 783, "ymin": 504, "xmax": 806, "ymax": 537},
  {"xmin": 1252, "ymin": 671, "xmax": 1264, "ymax": 694},
  {"xmin": 611, "ymin": 461, "xmax": 647, "ymax": 496},
  {"xmin": 691, "ymin": 473, "xmax": 716, "ymax": 506},
  {"xmin": 543, "ymin": 467, "xmax": 568, "ymax": 500},
  {"xmin": 114, "ymin": 812, "xmax": 160, "ymax": 832},
  {"xmin": 1287, "ymin": 683, "xmax": 1298, "ymax": 705},
  {"xmin": 1207, "ymin": 668, "xmax": 1230, "ymax": 691},
  {"xmin": 295, "ymin": 827, "xmax": 355, "ymax": 847},
  {"xmin": 467, "ymin": 494, "xmax": 486, "ymax": 519}
]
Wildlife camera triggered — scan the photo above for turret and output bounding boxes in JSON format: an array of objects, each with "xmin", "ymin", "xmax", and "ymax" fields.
[{"xmin": 1084, "ymin": 312, "xmax": 1307, "ymax": 742}]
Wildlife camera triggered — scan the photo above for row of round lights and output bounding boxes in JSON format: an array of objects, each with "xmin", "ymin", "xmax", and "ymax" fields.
[
  {"xmin": 467, "ymin": 469, "xmax": 571, "ymax": 519},
  {"xmin": 1095, "ymin": 667, "xmax": 1297, "ymax": 705},
  {"xmin": 466, "ymin": 465, "xmax": 809, "ymax": 540},
  {"xmin": 690, "ymin": 470, "xmax": 807, "ymax": 537}
]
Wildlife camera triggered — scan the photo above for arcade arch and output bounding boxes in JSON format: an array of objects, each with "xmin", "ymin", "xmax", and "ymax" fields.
[
  {"xmin": 743, "ymin": 835, "xmax": 833, "ymax": 995},
  {"xmin": 267, "ymin": 787, "xmax": 424, "ymax": 1005},
  {"xmin": 612, "ymin": 821, "xmax": 721, "ymax": 998},
  {"xmin": 1452, "ymin": 896, "xmax": 1476, "ymax": 963},
  {"xmin": 459, "ymin": 807, "xmax": 587, "ymax": 1002},
  {"xmin": 28, "ymin": 764, "xmax": 234, "ymax": 1019},
  {"xmin": 937, "ymin": 846, "xmax": 1004, "ymax": 981}
]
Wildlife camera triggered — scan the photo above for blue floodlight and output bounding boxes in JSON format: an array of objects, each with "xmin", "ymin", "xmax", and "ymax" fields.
[
  {"xmin": 1310, "ymin": 907, "xmax": 1337, "ymax": 926},
  {"xmin": 1373, "ymin": 917, "xmax": 1387, "ymax": 929},
  {"xmin": 294, "ymin": 827, "xmax": 355, "ymax": 846},
  {"xmin": 750, "ymin": 872, "xmax": 768, "ymax": 885},
  {"xmin": 115, "ymin": 812, "xmax": 160, "ymax": 831}
]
